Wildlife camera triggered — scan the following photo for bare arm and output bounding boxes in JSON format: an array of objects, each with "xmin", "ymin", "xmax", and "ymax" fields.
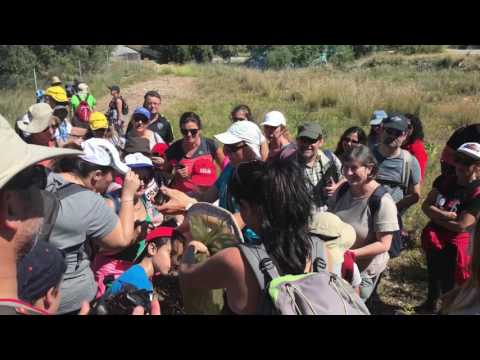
[
  {"xmin": 214, "ymin": 147, "xmax": 225, "ymax": 168},
  {"xmin": 115, "ymin": 98, "xmax": 122, "ymax": 121},
  {"xmin": 431, "ymin": 211, "xmax": 478, "ymax": 233},
  {"xmin": 396, "ymin": 183, "xmax": 421, "ymax": 213},
  {"xmin": 351, "ymin": 232, "xmax": 393, "ymax": 259},
  {"xmin": 260, "ymin": 141, "xmax": 269, "ymax": 161},
  {"xmin": 422, "ymin": 189, "xmax": 457, "ymax": 222}
]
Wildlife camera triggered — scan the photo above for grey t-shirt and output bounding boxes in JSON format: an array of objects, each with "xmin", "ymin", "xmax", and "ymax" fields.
[
  {"xmin": 328, "ymin": 188, "xmax": 399, "ymax": 278},
  {"xmin": 46, "ymin": 172, "xmax": 118, "ymax": 314},
  {"xmin": 372, "ymin": 146, "xmax": 421, "ymax": 203}
]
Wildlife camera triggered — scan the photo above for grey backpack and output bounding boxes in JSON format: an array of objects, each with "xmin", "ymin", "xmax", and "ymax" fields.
[{"xmin": 238, "ymin": 238, "xmax": 370, "ymax": 315}]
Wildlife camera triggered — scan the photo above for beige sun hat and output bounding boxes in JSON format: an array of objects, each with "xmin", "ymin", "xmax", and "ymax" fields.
[
  {"xmin": 309, "ymin": 212, "xmax": 356, "ymax": 263},
  {"xmin": 17, "ymin": 103, "xmax": 54, "ymax": 134},
  {"xmin": 51, "ymin": 76, "xmax": 62, "ymax": 86},
  {"xmin": 0, "ymin": 114, "xmax": 82, "ymax": 189}
]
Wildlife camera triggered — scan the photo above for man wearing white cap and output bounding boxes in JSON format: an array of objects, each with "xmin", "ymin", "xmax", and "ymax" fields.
[
  {"xmin": 157, "ymin": 121, "xmax": 263, "ymax": 243},
  {"xmin": 261, "ymin": 110, "xmax": 295, "ymax": 160},
  {"xmin": 0, "ymin": 114, "xmax": 82, "ymax": 314}
]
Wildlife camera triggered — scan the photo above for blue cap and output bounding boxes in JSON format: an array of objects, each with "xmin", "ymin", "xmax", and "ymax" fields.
[
  {"xmin": 133, "ymin": 107, "xmax": 151, "ymax": 121},
  {"xmin": 370, "ymin": 110, "xmax": 388, "ymax": 126}
]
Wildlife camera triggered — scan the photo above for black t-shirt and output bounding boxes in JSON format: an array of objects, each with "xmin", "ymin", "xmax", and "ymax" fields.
[
  {"xmin": 166, "ymin": 137, "xmax": 218, "ymax": 163},
  {"xmin": 148, "ymin": 116, "xmax": 174, "ymax": 144},
  {"xmin": 447, "ymin": 124, "xmax": 480, "ymax": 150},
  {"xmin": 432, "ymin": 175, "xmax": 480, "ymax": 230},
  {"xmin": 126, "ymin": 114, "xmax": 174, "ymax": 144}
]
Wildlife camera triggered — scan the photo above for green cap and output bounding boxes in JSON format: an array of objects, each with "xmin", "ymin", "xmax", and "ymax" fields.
[{"xmin": 297, "ymin": 123, "xmax": 323, "ymax": 140}]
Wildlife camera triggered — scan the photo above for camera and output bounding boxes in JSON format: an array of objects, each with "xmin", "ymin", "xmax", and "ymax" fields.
[
  {"xmin": 153, "ymin": 190, "xmax": 170, "ymax": 206},
  {"xmin": 90, "ymin": 284, "xmax": 152, "ymax": 315}
]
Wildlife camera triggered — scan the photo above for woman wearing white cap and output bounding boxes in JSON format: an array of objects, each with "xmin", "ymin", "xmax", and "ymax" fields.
[
  {"xmin": 157, "ymin": 121, "xmax": 263, "ymax": 243},
  {"xmin": 92, "ymin": 152, "xmax": 163, "ymax": 299},
  {"xmin": 46, "ymin": 138, "xmax": 142, "ymax": 314},
  {"xmin": 419, "ymin": 142, "xmax": 480, "ymax": 313},
  {"xmin": 261, "ymin": 110, "xmax": 294, "ymax": 160}
]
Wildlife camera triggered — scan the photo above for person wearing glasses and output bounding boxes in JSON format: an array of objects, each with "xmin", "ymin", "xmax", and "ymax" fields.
[
  {"xmin": 92, "ymin": 152, "xmax": 164, "ymax": 300},
  {"xmin": 402, "ymin": 114, "xmax": 428, "ymax": 181},
  {"xmin": 230, "ymin": 104, "xmax": 269, "ymax": 161},
  {"xmin": 165, "ymin": 112, "xmax": 224, "ymax": 193},
  {"xmin": 367, "ymin": 110, "xmax": 388, "ymax": 150},
  {"xmin": 127, "ymin": 107, "xmax": 165, "ymax": 151},
  {"xmin": 335, "ymin": 126, "xmax": 367, "ymax": 160},
  {"xmin": 372, "ymin": 113, "xmax": 422, "ymax": 214},
  {"xmin": 418, "ymin": 142, "xmax": 480, "ymax": 314},
  {"xmin": 295, "ymin": 123, "xmax": 344, "ymax": 213},
  {"xmin": 157, "ymin": 120, "xmax": 263, "ymax": 244}
]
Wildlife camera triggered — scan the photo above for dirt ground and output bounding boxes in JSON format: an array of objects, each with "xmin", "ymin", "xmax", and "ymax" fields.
[{"xmin": 96, "ymin": 75, "xmax": 197, "ymax": 114}]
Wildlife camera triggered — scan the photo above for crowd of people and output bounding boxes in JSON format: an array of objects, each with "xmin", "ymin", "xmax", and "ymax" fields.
[{"xmin": 2, "ymin": 74, "xmax": 480, "ymax": 315}]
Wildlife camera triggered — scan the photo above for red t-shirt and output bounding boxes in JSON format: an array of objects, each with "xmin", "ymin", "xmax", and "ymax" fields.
[
  {"xmin": 166, "ymin": 137, "xmax": 218, "ymax": 193},
  {"xmin": 402, "ymin": 139, "xmax": 428, "ymax": 181}
]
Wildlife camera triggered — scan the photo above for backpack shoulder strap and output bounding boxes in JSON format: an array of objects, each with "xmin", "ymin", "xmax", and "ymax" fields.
[
  {"xmin": 337, "ymin": 181, "xmax": 350, "ymax": 201},
  {"xmin": 55, "ymin": 182, "xmax": 89, "ymax": 201},
  {"xmin": 310, "ymin": 235, "xmax": 328, "ymax": 272},
  {"xmin": 237, "ymin": 243, "xmax": 280, "ymax": 291},
  {"xmin": 401, "ymin": 149, "xmax": 413, "ymax": 191},
  {"xmin": 367, "ymin": 185, "xmax": 388, "ymax": 231},
  {"xmin": 323, "ymin": 149, "xmax": 335, "ymax": 164}
]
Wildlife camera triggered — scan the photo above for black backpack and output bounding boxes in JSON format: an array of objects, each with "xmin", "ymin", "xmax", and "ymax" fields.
[{"xmin": 336, "ymin": 183, "xmax": 405, "ymax": 258}]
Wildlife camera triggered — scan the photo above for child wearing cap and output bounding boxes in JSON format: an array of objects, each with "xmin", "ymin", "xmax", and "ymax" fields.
[
  {"xmin": 17, "ymin": 240, "xmax": 67, "ymax": 315},
  {"xmin": 419, "ymin": 142, "xmax": 480, "ymax": 313},
  {"xmin": 107, "ymin": 227, "xmax": 175, "ymax": 297}
]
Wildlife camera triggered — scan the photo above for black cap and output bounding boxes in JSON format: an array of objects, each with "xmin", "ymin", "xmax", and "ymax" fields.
[
  {"xmin": 383, "ymin": 113, "xmax": 409, "ymax": 132},
  {"xmin": 109, "ymin": 85, "xmax": 120, "ymax": 92},
  {"xmin": 17, "ymin": 240, "xmax": 66, "ymax": 304},
  {"xmin": 297, "ymin": 123, "xmax": 324, "ymax": 140}
]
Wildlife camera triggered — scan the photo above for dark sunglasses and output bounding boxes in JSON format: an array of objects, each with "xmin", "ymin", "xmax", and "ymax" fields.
[
  {"xmin": 134, "ymin": 116, "xmax": 149, "ymax": 124},
  {"xmin": 224, "ymin": 143, "xmax": 247, "ymax": 154},
  {"xmin": 181, "ymin": 128, "xmax": 199, "ymax": 136},
  {"xmin": 342, "ymin": 137, "xmax": 359, "ymax": 144},
  {"xmin": 4, "ymin": 165, "xmax": 47, "ymax": 191},
  {"xmin": 297, "ymin": 137, "xmax": 318, "ymax": 145},
  {"xmin": 384, "ymin": 128, "xmax": 405, "ymax": 138}
]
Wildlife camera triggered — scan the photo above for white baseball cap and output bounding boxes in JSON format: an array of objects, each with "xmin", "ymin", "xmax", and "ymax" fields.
[
  {"xmin": 214, "ymin": 121, "xmax": 263, "ymax": 159},
  {"xmin": 370, "ymin": 110, "xmax": 388, "ymax": 126},
  {"xmin": 457, "ymin": 142, "xmax": 480, "ymax": 161},
  {"xmin": 80, "ymin": 138, "xmax": 129, "ymax": 175},
  {"xmin": 125, "ymin": 153, "xmax": 154, "ymax": 169},
  {"xmin": 261, "ymin": 111, "xmax": 287, "ymax": 127}
]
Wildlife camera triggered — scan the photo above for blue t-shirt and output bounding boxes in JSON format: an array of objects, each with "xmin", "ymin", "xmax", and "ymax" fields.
[
  {"xmin": 109, "ymin": 264, "xmax": 153, "ymax": 295},
  {"xmin": 214, "ymin": 164, "xmax": 259, "ymax": 244}
]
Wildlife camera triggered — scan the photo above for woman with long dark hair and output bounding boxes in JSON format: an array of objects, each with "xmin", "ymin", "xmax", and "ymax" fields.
[
  {"xmin": 165, "ymin": 112, "xmax": 224, "ymax": 193},
  {"xmin": 177, "ymin": 158, "xmax": 315, "ymax": 314},
  {"xmin": 402, "ymin": 113, "xmax": 428, "ymax": 180},
  {"xmin": 335, "ymin": 126, "xmax": 367, "ymax": 159}
]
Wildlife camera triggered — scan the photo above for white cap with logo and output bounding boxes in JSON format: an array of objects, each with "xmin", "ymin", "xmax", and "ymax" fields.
[{"xmin": 80, "ymin": 138, "xmax": 129, "ymax": 175}]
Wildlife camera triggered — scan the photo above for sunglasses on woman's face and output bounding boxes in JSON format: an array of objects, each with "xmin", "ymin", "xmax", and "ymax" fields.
[
  {"xmin": 342, "ymin": 137, "xmax": 359, "ymax": 145},
  {"xmin": 134, "ymin": 117, "xmax": 149, "ymax": 124},
  {"xmin": 224, "ymin": 143, "xmax": 247, "ymax": 154},
  {"xmin": 181, "ymin": 128, "xmax": 199, "ymax": 137}
]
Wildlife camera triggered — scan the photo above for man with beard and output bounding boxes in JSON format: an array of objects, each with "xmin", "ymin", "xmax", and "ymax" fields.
[
  {"xmin": 372, "ymin": 113, "xmax": 421, "ymax": 213},
  {"xmin": 295, "ymin": 123, "xmax": 344, "ymax": 212},
  {"xmin": 0, "ymin": 114, "xmax": 81, "ymax": 315}
]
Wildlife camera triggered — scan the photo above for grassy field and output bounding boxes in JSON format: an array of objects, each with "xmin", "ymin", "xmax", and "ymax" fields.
[
  {"xmin": 158, "ymin": 55, "xmax": 480, "ymax": 313},
  {"xmin": 4, "ymin": 51, "xmax": 480, "ymax": 313}
]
